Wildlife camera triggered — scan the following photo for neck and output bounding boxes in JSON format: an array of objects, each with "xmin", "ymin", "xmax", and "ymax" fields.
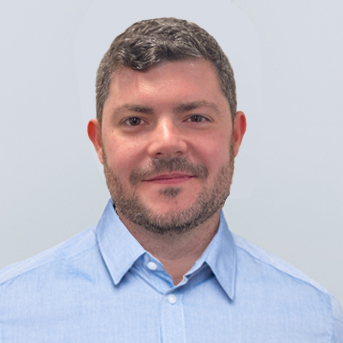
[{"xmin": 118, "ymin": 211, "xmax": 221, "ymax": 285}]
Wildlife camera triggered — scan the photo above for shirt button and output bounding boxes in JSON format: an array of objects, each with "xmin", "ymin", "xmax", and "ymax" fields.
[
  {"xmin": 168, "ymin": 294, "xmax": 177, "ymax": 304},
  {"xmin": 147, "ymin": 262, "xmax": 157, "ymax": 271}
]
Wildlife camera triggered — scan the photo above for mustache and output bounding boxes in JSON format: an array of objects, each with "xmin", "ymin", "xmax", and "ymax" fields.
[{"xmin": 129, "ymin": 157, "xmax": 208, "ymax": 186}]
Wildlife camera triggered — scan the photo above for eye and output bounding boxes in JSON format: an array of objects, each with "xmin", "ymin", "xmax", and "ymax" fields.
[
  {"xmin": 188, "ymin": 115, "xmax": 208, "ymax": 122},
  {"xmin": 125, "ymin": 117, "xmax": 142, "ymax": 126}
]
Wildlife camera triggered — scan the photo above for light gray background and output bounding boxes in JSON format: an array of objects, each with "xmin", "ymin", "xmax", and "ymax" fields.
[{"xmin": 1, "ymin": 0, "xmax": 342, "ymax": 306}]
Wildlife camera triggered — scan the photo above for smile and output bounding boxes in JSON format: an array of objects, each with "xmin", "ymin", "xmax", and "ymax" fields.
[{"xmin": 143, "ymin": 173, "xmax": 196, "ymax": 185}]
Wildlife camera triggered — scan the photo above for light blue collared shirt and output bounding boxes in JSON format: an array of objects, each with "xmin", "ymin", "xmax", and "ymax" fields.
[{"xmin": 1, "ymin": 200, "xmax": 342, "ymax": 342}]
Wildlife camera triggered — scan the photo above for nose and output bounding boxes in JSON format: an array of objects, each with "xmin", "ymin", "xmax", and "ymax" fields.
[{"xmin": 147, "ymin": 119, "xmax": 187, "ymax": 159}]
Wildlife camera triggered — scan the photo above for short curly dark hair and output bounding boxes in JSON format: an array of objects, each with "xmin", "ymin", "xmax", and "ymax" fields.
[{"xmin": 96, "ymin": 17, "xmax": 237, "ymax": 126}]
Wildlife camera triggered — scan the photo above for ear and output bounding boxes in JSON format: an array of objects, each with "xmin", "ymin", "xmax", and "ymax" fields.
[
  {"xmin": 87, "ymin": 119, "xmax": 104, "ymax": 164},
  {"xmin": 233, "ymin": 111, "xmax": 247, "ymax": 157}
]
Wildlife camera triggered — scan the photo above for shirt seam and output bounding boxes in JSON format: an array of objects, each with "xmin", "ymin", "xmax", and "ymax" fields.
[
  {"xmin": 0, "ymin": 237, "xmax": 97, "ymax": 287},
  {"xmin": 235, "ymin": 244, "xmax": 330, "ymax": 297}
]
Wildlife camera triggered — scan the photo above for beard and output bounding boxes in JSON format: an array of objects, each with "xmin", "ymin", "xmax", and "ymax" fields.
[{"xmin": 103, "ymin": 141, "xmax": 235, "ymax": 235}]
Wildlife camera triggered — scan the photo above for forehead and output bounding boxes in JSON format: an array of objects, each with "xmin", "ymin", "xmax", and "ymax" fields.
[{"xmin": 108, "ymin": 60, "xmax": 226, "ymax": 103}]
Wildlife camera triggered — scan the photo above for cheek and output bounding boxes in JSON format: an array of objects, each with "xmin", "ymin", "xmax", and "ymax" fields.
[
  {"xmin": 194, "ymin": 132, "xmax": 231, "ymax": 167},
  {"xmin": 104, "ymin": 137, "xmax": 145, "ymax": 174}
]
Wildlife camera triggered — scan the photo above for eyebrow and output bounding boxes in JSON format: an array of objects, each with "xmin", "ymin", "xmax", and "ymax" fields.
[
  {"xmin": 114, "ymin": 104, "xmax": 154, "ymax": 115},
  {"xmin": 113, "ymin": 100, "xmax": 220, "ymax": 116},
  {"xmin": 174, "ymin": 101, "xmax": 220, "ymax": 114}
]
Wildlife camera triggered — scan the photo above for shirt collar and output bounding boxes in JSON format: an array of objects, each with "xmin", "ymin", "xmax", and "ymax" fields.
[
  {"xmin": 204, "ymin": 210, "xmax": 237, "ymax": 300},
  {"xmin": 96, "ymin": 199, "xmax": 145, "ymax": 285},
  {"xmin": 97, "ymin": 200, "xmax": 236, "ymax": 299}
]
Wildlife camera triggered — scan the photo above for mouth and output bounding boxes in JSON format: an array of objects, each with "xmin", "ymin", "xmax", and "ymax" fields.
[{"xmin": 143, "ymin": 173, "xmax": 196, "ymax": 185}]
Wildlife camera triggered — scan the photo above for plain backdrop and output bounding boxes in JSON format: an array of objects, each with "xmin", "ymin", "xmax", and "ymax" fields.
[{"xmin": 1, "ymin": 0, "xmax": 342, "ymax": 306}]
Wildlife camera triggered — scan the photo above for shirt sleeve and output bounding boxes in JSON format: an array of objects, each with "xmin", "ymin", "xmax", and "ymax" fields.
[{"xmin": 330, "ymin": 292, "xmax": 343, "ymax": 342}]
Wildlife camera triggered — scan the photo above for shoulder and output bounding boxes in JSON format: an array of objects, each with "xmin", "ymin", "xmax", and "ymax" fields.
[
  {"xmin": 0, "ymin": 226, "xmax": 97, "ymax": 286},
  {"xmin": 233, "ymin": 233, "xmax": 325, "ymax": 291},
  {"xmin": 232, "ymin": 233, "xmax": 343, "ymax": 340}
]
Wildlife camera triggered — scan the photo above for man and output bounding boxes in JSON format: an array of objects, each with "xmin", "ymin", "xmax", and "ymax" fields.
[{"xmin": 0, "ymin": 17, "xmax": 342, "ymax": 342}]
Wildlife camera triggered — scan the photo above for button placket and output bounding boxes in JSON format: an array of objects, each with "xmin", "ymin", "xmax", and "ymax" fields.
[
  {"xmin": 167, "ymin": 294, "xmax": 177, "ymax": 304},
  {"xmin": 161, "ymin": 291, "xmax": 185, "ymax": 342}
]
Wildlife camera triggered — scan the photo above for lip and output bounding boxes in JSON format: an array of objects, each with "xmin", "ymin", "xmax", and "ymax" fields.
[{"xmin": 143, "ymin": 173, "xmax": 195, "ymax": 185}]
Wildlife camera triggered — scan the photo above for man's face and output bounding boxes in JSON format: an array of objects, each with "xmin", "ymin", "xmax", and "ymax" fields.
[{"xmin": 89, "ymin": 60, "xmax": 246, "ymax": 234}]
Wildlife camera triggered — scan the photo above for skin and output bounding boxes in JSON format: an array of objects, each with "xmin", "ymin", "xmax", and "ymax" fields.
[{"xmin": 88, "ymin": 59, "xmax": 246, "ymax": 285}]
